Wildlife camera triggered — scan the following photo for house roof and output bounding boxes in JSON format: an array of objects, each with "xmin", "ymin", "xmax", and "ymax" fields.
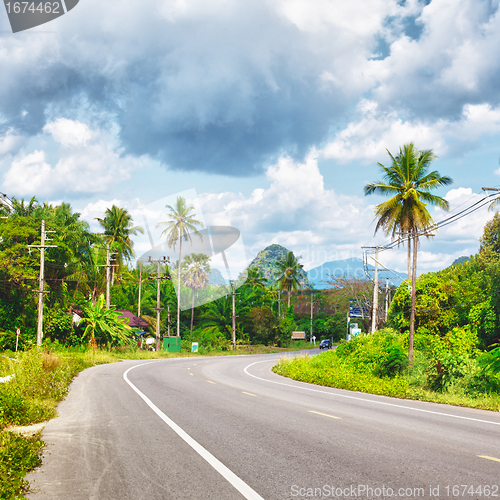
[{"xmin": 116, "ymin": 310, "xmax": 150, "ymax": 329}]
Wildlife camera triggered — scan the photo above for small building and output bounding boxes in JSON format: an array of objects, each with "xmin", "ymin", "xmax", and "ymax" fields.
[{"xmin": 116, "ymin": 310, "xmax": 150, "ymax": 329}]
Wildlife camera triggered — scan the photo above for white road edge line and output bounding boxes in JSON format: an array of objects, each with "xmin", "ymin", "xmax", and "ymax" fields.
[
  {"xmin": 244, "ymin": 360, "xmax": 500, "ymax": 427},
  {"xmin": 123, "ymin": 363, "xmax": 264, "ymax": 500}
]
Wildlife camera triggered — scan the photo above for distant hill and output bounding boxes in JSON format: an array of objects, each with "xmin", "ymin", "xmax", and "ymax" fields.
[
  {"xmin": 246, "ymin": 244, "xmax": 313, "ymax": 288},
  {"xmin": 208, "ymin": 268, "xmax": 227, "ymax": 286},
  {"xmin": 452, "ymin": 256, "xmax": 471, "ymax": 266},
  {"xmin": 306, "ymin": 258, "xmax": 407, "ymax": 289},
  {"xmin": 306, "ymin": 258, "xmax": 366, "ymax": 288}
]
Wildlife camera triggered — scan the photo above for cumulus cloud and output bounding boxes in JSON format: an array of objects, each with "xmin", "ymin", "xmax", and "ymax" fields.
[
  {"xmin": 2, "ymin": 119, "xmax": 145, "ymax": 197},
  {"xmin": 0, "ymin": 0, "xmax": 464, "ymax": 177},
  {"xmin": 196, "ymin": 157, "xmax": 491, "ymax": 273},
  {"xmin": 321, "ymin": 100, "xmax": 500, "ymax": 163}
]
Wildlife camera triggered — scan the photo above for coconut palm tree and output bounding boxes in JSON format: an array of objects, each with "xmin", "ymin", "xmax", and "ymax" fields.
[
  {"xmin": 182, "ymin": 253, "xmax": 211, "ymax": 334},
  {"xmin": 364, "ymin": 142, "xmax": 452, "ymax": 365},
  {"xmin": 156, "ymin": 197, "xmax": 204, "ymax": 336},
  {"xmin": 244, "ymin": 267, "xmax": 267, "ymax": 289},
  {"xmin": 273, "ymin": 251, "xmax": 304, "ymax": 308},
  {"xmin": 96, "ymin": 205, "xmax": 144, "ymax": 284}
]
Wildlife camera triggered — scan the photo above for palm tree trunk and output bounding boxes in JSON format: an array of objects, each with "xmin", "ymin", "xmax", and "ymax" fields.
[
  {"xmin": 409, "ymin": 229, "xmax": 418, "ymax": 367},
  {"xmin": 407, "ymin": 234, "xmax": 411, "ymax": 281},
  {"xmin": 177, "ymin": 237, "xmax": 182, "ymax": 337}
]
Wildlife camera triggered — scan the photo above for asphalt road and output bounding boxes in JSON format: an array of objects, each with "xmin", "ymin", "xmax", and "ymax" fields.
[{"xmin": 27, "ymin": 350, "xmax": 500, "ymax": 500}]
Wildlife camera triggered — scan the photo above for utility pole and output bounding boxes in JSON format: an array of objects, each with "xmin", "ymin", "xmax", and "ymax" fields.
[
  {"xmin": 362, "ymin": 246, "xmax": 391, "ymax": 334},
  {"xmin": 278, "ymin": 290, "xmax": 281, "ymax": 320},
  {"xmin": 28, "ymin": 220, "xmax": 56, "ymax": 346},
  {"xmin": 230, "ymin": 280, "xmax": 239, "ymax": 350},
  {"xmin": 137, "ymin": 260, "xmax": 143, "ymax": 317},
  {"xmin": 148, "ymin": 256, "xmax": 170, "ymax": 351},
  {"xmin": 385, "ymin": 277, "xmax": 390, "ymax": 321},
  {"xmin": 167, "ymin": 305, "xmax": 171, "ymax": 337},
  {"xmin": 306, "ymin": 290, "xmax": 319, "ymax": 343},
  {"xmin": 106, "ymin": 243, "xmax": 111, "ymax": 310},
  {"xmin": 97, "ymin": 243, "xmax": 116, "ymax": 310}
]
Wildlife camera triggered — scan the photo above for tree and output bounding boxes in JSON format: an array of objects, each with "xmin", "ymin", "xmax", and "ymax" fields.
[
  {"xmin": 244, "ymin": 267, "xmax": 267, "ymax": 289},
  {"xmin": 364, "ymin": 143, "xmax": 452, "ymax": 365},
  {"xmin": 80, "ymin": 294, "xmax": 132, "ymax": 347},
  {"xmin": 480, "ymin": 211, "xmax": 500, "ymax": 254},
  {"xmin": 96, "ymin": 205, "xmax": 143, "ymax": 284},
  {"xmin": 182, "ymin": 253, "xmax": 211, "ymax": 334},
  {"xmin": 156, "ymin": 197, "xmax": 204, "ymax": 336},
  {"xmin": 273, "ymin": 251, "xmax": 304, "ymax": 308}
]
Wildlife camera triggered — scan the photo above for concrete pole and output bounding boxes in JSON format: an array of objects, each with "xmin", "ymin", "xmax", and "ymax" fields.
[
  {"xmin": 232, "ymin": 280, "xmax": 236, "ymax": 350},
  {"xmin": 371, "ymin": 246, "xmax": 379, "ymax": 334},
  {"xmin": 310, "ymin": 293, "xmax": 314, "ymax": 343},
  {"xmin": 137, "ymin": 260, "xmax": 142, "ymax": 317},
  {"xmin": 156, "ymin": 260, "xmax": 161, "ymax": 351},
  {"xmin": 36, "ymin": 220, "xmax": 45, "ymax": 346},
  {"xmin": 106, "ymin": 242, "xmax": 111, "ymax": 310}
]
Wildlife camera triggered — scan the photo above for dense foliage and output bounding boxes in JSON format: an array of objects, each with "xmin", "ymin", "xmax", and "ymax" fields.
[{"xmin": 274, "ymin": 330, "xmax": 500, "ymax": 409}]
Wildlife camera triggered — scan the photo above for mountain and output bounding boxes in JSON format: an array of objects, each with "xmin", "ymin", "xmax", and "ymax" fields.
[
  {"xmin": 306, "ymin": 258, "xmax": 366, "ymax": 288},
  {"xmin": 246, "ymin": 244, "xmax": 313, "ymax": 288},
  {"xmin": 208, "ymin": 268, "xmax": 227, "ymax": 286},
  {"xmin": 451, "ymin": 256, "xmax": 471, "ymax": 266},
  {"xmin": 306, "ymin": 258, "xmax": 407, "ymax": 289}
]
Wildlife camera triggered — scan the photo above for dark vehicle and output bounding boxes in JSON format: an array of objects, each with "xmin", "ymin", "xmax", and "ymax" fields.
[{"xmin": 319, "ymin": 339, "xmax": 332, "ymax": 349}]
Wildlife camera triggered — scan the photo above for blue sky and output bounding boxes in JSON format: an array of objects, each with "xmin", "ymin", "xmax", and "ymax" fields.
[{"xmin": 1, "ymin": 0, "xmax": 500, "ymax": 277}]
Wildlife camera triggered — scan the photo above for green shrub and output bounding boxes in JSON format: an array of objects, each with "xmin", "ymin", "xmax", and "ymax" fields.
[
  {"xmin": 376, "ymin": 345, "xmax": 409, "ymax": 377},
  {"xmin": 0, "ymin": 430, "xmax": 44, "ymax": 499}
]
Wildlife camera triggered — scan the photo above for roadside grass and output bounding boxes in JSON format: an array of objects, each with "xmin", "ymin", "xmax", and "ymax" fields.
[
  {"xmin": 273, "ymin": 334, "xmax": 500, "ymax": 412},
  {"xmin": 0, "ymin": 349, "xmax": 118, "ymax": 499}
]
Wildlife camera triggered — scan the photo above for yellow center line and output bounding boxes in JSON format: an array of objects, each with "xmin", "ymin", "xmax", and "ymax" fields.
[
  {"xmin": 189, "ymin": 373, "xmax": 194, "ymax": 376},
  {"xmin": 207, "ymin": 380, "xmax": 216, "ymax": 384},
  {"xmin": 187, "ymin": 368, "xmax": 190, "ymax": 370},
  {"xmin": 309, "ymin": 410, "xmax": 341, "ymax": 420},
  {"xmin": 242, "ymin": 391, "xmax": 257, "ymax": 397},
  {"xmin": 477, "ymin": 455, "xmax": 500, "ymax": 463}
]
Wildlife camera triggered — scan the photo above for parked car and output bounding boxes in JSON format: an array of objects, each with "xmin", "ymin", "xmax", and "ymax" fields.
[{"xmin": 319, "ymin": 339, "xmax": 332, "ymax": 349}]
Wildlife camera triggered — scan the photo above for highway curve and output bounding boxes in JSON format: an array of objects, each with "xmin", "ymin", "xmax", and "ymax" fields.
[{"xmin": 26, "ymin": 351, "xmax": 500, "ymax": 499}]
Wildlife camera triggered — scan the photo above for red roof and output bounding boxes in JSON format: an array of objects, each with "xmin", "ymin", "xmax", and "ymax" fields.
[{"xmin": 116, "ymin": 310, "xmax": 150, "ymax": 329}]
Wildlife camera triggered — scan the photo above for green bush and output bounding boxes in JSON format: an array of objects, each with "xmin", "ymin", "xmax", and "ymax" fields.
[
  {"xmin": 273, "ymin": 328, "xmax": 500, "ymax": 411},
  {"xmin": 376, "ymin": 345, "xmax": 408, "ymax": 377},
  {"xmin": 0, "ymin": 431, "xmax": 44, "ymax": 499}
]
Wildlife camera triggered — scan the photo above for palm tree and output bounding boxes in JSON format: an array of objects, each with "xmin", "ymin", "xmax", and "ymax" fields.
[
  {"xmin": 364, "ymin": 142, "xmax": 452, "ymax": 365},
  {"xmin": 156, "ymin": 197, "xmax": 204, "ymax": 336},
  {"xmin": 273, "ymin": 251, "xmax": 304, "ymax": 308},
  {"xmin": 182, "ymin": 253, "xmax": 211, "ymax": 334},
  {"xmin": 96, "ymin": 205, "xmax": 143, "ymax": 284},
  {"xmin": 244, "ymin": 267, "xmax": 267, "ymax": 289}
]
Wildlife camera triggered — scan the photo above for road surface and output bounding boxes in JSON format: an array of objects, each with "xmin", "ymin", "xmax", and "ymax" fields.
[{"xmin": 27, "ymin": 351, "xmax": 500, "ymax": 499}]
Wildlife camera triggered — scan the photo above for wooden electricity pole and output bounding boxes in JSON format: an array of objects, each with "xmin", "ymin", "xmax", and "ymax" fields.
[
  {"xmin": 137, "ymin": 260, "xmax": 143, "ymax": 317},
  {"xmin": 28, "ymin": 220, "xmax": 56, "ymax": 346},
  {"xmin": 148, "ymin": 256, "xmax": 170, "ymax": 351},
  {"xmin": 362, "ymin": 245, "xmax": 392, "ymax": 334}
]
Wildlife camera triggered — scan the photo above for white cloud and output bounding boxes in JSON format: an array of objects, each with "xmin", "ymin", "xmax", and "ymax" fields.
[
  {"xmin": 44, "ymin": 118, "xmax": 91, "ymax": 147},
  {"xmin": 3, "ymin": 150, "xmax": 52, "ymax": 195},
  {"xmin": 321, "ymin": 101, "xmax": 500, "ymax": 163},
  {"xmin": 0, "ymin": 129, "xmax": 24, "ymax": 157},
  {"xmin": 2, "ymin": 120, "xmax": 145, "ymax": 197}
]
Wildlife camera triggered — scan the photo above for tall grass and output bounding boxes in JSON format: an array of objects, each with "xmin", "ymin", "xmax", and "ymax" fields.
[{"xmin": 0, "ymin": 348, "xmax": 118, "ymax": 499}]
